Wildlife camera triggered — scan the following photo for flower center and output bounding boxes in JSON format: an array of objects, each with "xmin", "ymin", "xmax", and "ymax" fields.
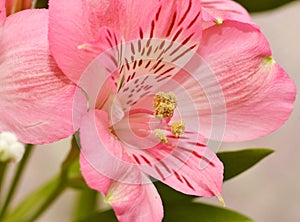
[
  {"xmin": 152, "ymin": 92, "xmax": 186, "ymax": 143},
  {"xmin": 153, "ymin": 92, "xmax": 177, "ymax": 119}
]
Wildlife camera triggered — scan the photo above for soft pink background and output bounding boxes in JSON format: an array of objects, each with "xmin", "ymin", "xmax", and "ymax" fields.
[{"xmin": 5, "ymin": 2, "xmax": 300, "ymax": 221}]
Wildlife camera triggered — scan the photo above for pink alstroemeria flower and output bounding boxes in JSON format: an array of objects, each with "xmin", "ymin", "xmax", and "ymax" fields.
[
  {"xmin": 0, "ymin": 3, "xmax": 85, "ymax": 144},
  {"xmin": 48, "ymin": 0, "xmax": 296, "ymax": 221}
]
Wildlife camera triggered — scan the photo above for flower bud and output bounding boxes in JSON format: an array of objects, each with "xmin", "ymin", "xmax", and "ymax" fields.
[{"xmin": 0, "ymin": 131, "xmax": 25, "ymax": 162}]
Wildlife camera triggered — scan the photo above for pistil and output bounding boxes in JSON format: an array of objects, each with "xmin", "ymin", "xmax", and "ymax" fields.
[{"xmin": 154, "ymin": 129, "xmax": 168, "ymax": 143}]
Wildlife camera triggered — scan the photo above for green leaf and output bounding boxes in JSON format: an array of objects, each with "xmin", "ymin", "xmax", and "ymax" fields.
[
  {"xmin": 154, "ymin": 180, "xmax": 197, "ymax": 204},
  {"xmin": 163, "ymin": 202, "xmax": 253, "ymax": 222},
  {"xmin": 76, "ymin": 209, "xmax": 118, "ymax": 222},
  {"xmin": 4, "ymin": 176, "xmax": 59, "ymax": 222},
  {"xmin": 234, "ymin": 0, "xmax": 295, "ymax": 12},
  {"xmin": 76, "ymin": 203, "xmax": 253, "ymax": 222},
  {"xmin": 217, "ymin": 148, "xmax": 274, "ymax": 181}
]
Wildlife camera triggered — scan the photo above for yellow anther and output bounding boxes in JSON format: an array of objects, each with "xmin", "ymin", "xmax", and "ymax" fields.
[
  {"xmin": 154, "ymin": 129, "xmax": 168, "ymax": 143},
  {"xmin": 153, "ymin": 92, "xmax": 177, "ymax": 119},
  {"xmin": 171, "ymin": 121, "xmax": 185, "ymax": 137}
]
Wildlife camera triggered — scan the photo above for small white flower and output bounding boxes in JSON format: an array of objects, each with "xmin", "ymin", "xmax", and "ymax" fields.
[{"xmin": 0, "ymin": 132, "xmax": 25, "ymax": 163}]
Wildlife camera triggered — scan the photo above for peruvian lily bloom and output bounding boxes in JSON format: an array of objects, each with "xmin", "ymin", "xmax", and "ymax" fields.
[
  {"xmin": 48, "ymin": 0, "xmax": 296, "ymax": 221},
  {"xmin": 0, "ymin": 3, "xmax": 85, "ymax": 144}
]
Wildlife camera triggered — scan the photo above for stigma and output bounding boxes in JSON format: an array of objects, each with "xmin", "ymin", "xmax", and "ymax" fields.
[
  {"xmin": 171, "ymin": 121, "xmax": 185, "ymax": 137},
  {"xmin": 154, "ymin": 129, "xmax": 168, "ymax": 143},
  {"xmin": 153, "ymin": 92, "xmax": 177, "ymax": 119}
]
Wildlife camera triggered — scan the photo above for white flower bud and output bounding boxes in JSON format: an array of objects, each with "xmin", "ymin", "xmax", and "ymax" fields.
[{"xmin": 0, "ymin": 132, "xmax": 25, "ymax": 163}]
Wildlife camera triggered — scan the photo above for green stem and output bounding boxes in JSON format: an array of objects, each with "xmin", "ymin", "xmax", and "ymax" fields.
[
  {"xmin": 72, "ymin": 189, "xmax": 98, "ymax": 221},
  {"xmin": 26, "ymin": 136, "xmax": 80, "ymax": 221},
  {"xmin": 0, "ymin": 144, "xmax": 33, "ymax": 220},
  {"xmin": 0, "ymin": 162, "xmax": 8, "ymax": 202}
]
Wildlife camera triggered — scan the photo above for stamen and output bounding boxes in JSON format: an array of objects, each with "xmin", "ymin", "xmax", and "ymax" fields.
[
  {"xmin": 171, "ymin": 121, "xmax": 185, "ymax": 137},
  {"xmin": 154, "ymin": 129, "xmax": 168, "ymax": 143},
  {"xmin": 153, "ymin": 92, "xmax": 177, "ymax": 119}
]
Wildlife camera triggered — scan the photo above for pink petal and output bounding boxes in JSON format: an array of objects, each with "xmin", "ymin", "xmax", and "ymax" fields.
[
  {"xmin": 48, "ymin": 0, "xmax": 160, "ymax": 83},
  {"xmin": 127, "ymin": 129, "xmax": 224, "ymax": 198},
  {"xmin": 219, "ymin": 64, "xmax": 296, "ymax": 141},
  {"xmin": 79, "ymin": 109, "xmax": 145, "ymax": 184},
  {"xmin": 78, "ymin": 27, "xmax": 202, "ymax": 112},
  {"xmin": 81, "ymin": 153, "xmax": 163, "ymax": 222},
  {"xmin": 201, "ymin": 0, "xmax": 252, "ymax": 25},
  {"xmin": 0, "ymin": 0, "xmax": 5, "ymax": 29},
  {"xmin": 79, "ymin": 0, "xmax": 160, "ymax": 40},
  {"xmin": 80, "ymin": 153, "xmax": 112, "ymax": 194},
  {"xmin": 48, "ymin": 0, "xmax": 96, "ymax": 83},
  {"xmin": 74, "ymin": 33, "xmax": 120, "ymax": 110},
  {"xmin": 0, "ymin": 9, "xmax": 86, "ymax": 144},
  {"xmin": 110, "ymin": 180, "xmax": 163, "ymax": 222},
  {"xmin": 48, "ymin": 0, "xmax": 203, "ymax": 84},
  {"xmin": 79, "ymin": 110, "xmax": 163, "ymax": 221},
  {"xmin": 184, "ymin": 21, "xmax": 296, "ymax": 142},
  {"xmin": 160, "ymin": 144, "xmax": 223, "ymax": 198},
  {"xmin": 120, "ymin": 0, "xmax": 203, "ymax": 67},
  {"xmin": 131, "ymin": 0, "xmax": 202, "ymax": 42}
]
